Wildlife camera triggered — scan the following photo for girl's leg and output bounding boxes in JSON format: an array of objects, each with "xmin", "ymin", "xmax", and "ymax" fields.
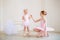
[
  {"xmin": 27, "ymin": 27, "xmax": 29, "ymax": 32},
  {"xmin": 33, "ymin": 28, "xmax": 40, "ymax": 32},
  {"xmin": 44, "ymin": 31, "xmax": 48, "ymax": 37},
  {"xmin": 44, "ymin": 27, "xmax": 48, "ymax": 37},
  {"xmin": 24, "ymin": 26, "xmax": 26, "ymax": 32},
  {"xmin": 36, "ymin": 30, "xmax": 46, "ymax": 37},
  {"xmin": 41, "ymin": 31, "xmax": 45, "ymax": 36},
  {"xmin": 26, "ymin": 26, "xmax": 30, "ymax": 36},
  {"xmin": 33, "ymin": 28, "xmax": 42, "ymax": 37},
  {"xmin": 37, "ymin": 31, "xmax": 44, "ymax": 37},
  {"xmin": 23, "ymin": 26, "xmax": 27, "ymax": 36}
]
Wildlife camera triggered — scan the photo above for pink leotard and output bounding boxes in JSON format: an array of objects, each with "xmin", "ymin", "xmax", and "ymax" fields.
[
  {"xmin": 35, "ymin": 18, "xmax": 47, "ymax": 31},
  {"xmin": 23, "ymin": 14, "xmax": 30, "ymax": 27}
]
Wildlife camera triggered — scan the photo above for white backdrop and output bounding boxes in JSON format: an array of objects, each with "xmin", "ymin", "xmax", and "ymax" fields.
[
  {"xmin": 0, "ymin": 0, "xmax": 60, "ymax": 32},
  {"xmin": 2, "ymin": 0, "xmax": 42, "ymax": 32},
  {"xmin": 45, "ymin": 0, "xmax": 60, "ymax": 32}
]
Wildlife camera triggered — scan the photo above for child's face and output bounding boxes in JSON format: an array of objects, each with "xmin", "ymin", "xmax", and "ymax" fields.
[{"xmin": 24, "ymin": 9, "xmax": 28, "ymax": 14}]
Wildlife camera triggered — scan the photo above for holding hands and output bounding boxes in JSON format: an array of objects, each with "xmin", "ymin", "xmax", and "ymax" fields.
[
  {"xmin": 31, "ymin": 15, "xmax": 41, "ymax": 22},
  {"xmin": 30, "ymin": 15, "xmax": 36, "ymax": 22}
]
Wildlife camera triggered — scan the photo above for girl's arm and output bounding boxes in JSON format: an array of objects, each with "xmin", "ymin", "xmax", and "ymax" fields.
[
  {"xmin": 34, "ymin": 19, "xmax": 41, "ymax": 22},
  {"xmin": 31, "ymin": 15, "xmax": 41, "ymax": 22},
  {"xmin": 29, "ymin": 14, "xmax": 32, "ymax": 19},
  {"xmin": 30, "ymin": 15, "xmax": 42, "ymax": 22},
  {"xmin": 22, "ymin": 16, "xmax": 24, "ymax": 21}
]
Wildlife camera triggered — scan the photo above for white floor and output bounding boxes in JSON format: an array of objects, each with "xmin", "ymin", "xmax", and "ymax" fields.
[{"xmin": 0, "ymin": 31, "xmax": 60, "ymax": 40}]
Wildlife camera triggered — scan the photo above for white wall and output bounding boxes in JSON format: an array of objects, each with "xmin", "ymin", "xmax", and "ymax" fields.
[
  {"xmin": 1, "ymin": 0, "xmax": 60, "ymax": 32},
  {"xmin": 0, "ymin": 0, "xmax": 1, "ymax": 31},
  {"xmin": 2, "ymin": 0, "xmax": 42, "ymax": 31},
  {"xmin": 0, "ymin": 0, "xmax": 3, "ymax": 31},
  {"xmin": 45, "ymin": 0, "xmax": 60, "ymax": 32}
]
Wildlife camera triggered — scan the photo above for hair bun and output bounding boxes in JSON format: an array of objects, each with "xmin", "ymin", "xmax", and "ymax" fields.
[{"xmin": 41, "ymin": 10, "xmax": 47, "ymax": 15}]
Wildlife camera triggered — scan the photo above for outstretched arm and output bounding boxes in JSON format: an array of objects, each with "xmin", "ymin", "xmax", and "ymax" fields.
[
  {"xmin": 31, "ymin": 15, "xmax": 41, "ymax": 22},
  {"xmin": 29, "ymin": 14, "xmax": 32, "ymax": 19},
  {"xmin": 34, "ymin": 19, "xmax": 41, "ymax": 22},
  {"xmin": 22, "ymin": 16, "xmax": 25, "ymax": 21}
]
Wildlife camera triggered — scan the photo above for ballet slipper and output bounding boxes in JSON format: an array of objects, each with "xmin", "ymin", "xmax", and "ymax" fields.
[
  {"xmin": 36, "ymin": 33, "xmax": 43, "ymax": 37},
  {"xmin": 23, "ymin": 32, "xmax": 27, "ymax": 37},
  {"xmin": 44, "ymin": 33, "xmax": 49, "ymax": 37},
  {"xmin": 36, "ymin": 34, "xmax": 43, "ymax": 37}
]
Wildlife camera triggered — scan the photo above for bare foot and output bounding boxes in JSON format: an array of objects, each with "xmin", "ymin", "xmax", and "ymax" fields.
[
  {"xmin": 26, "ymin": 32, "xmax": 31, "ymax": 37},
  {"xmin": 23, "ymin": 33, "xmax": 26, "ymax": 37},
  {"xmin": 23, "ymin": 32, "xmax": 27, "ymax": 37}
]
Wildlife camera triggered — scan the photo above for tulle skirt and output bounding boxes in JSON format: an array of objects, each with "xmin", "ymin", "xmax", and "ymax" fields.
[{"xmin": 34, "ymin": 27, "xmax": 55, "ymax": 31}]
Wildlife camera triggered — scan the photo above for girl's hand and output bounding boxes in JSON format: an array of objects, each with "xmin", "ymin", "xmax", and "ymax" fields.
[
  {"xmin": 30, "ymin": 15, "xmax": 32, "ymax": 18},
  {"xmin": 32, "ymin": 19, "xmax": 35, "ymax": 22},
  {"xmin": 30, "ymin": 15, "xmax": 36, "ymax": 22}
]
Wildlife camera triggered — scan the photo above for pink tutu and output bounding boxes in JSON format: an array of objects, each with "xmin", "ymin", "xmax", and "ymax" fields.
[
  {"xmin": 23, "ymin": 21, "xmax": 29, "ymax": 27},
  {"xmin": 34, "ymin": 27, "xmax": 44, "ymax": 31}
]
